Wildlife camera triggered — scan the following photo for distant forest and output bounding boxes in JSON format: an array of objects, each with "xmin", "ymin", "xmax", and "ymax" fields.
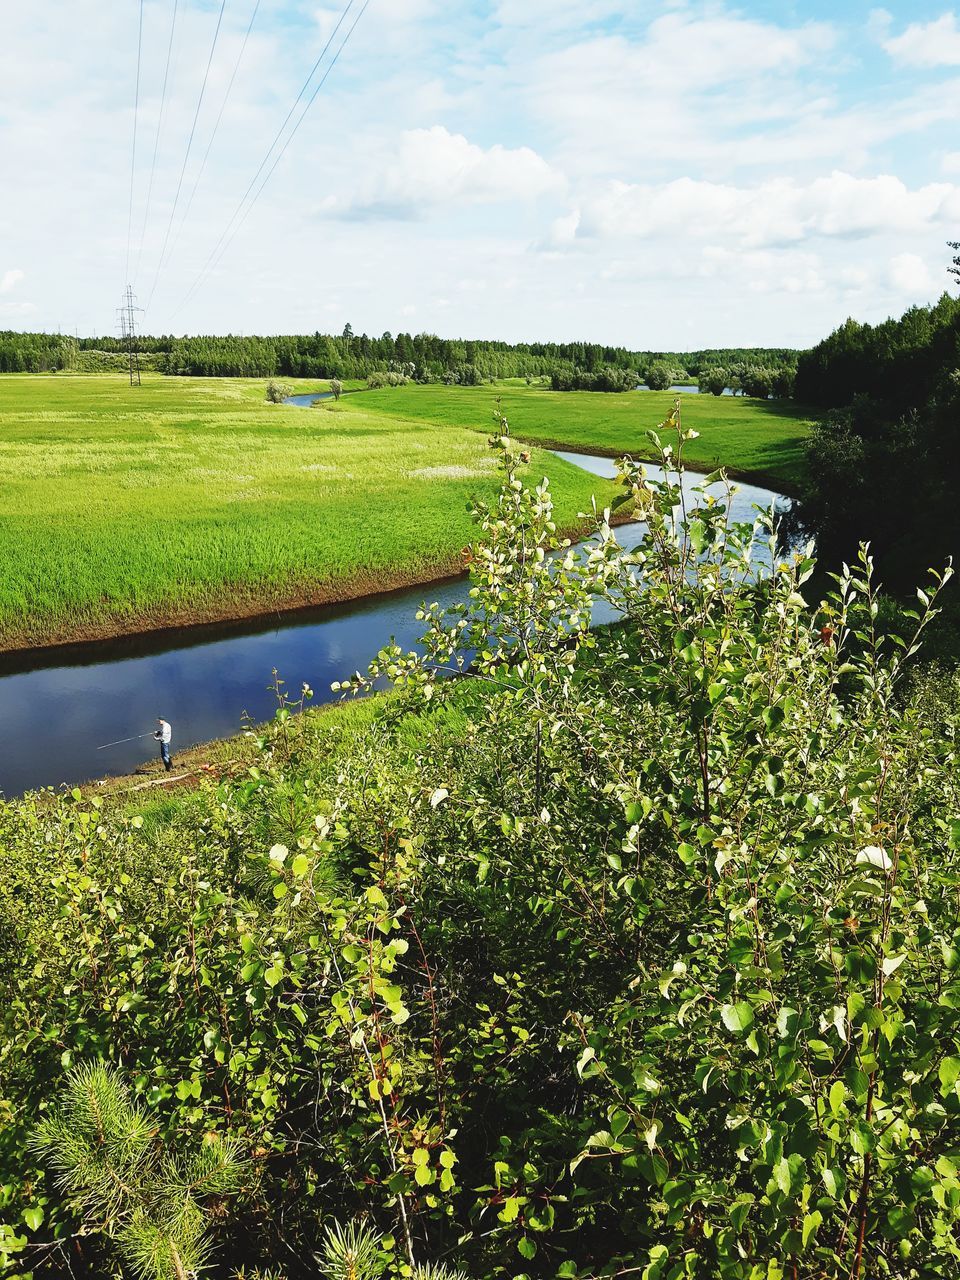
[
  {"xmin": 0, "ymin": 326, "xmax": 798, "ymax": 392},
  {"xmin": 788, "ymin": 291, "xmax": 960, "ymax": 604}
]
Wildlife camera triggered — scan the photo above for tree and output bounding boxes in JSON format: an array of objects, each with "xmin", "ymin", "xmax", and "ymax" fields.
[
  {"xmin": 31, "ymin": 1064, "xmax": 243, "ymax": 1280},
  {"xmin": 699, "ymin": 366, "xmax": 727, "ymax": 396},
  {"xmin": 950, "ymin": 240, "xmax": 960, "ymax": 285},
  {"xmin": 330, "ymin": 378, "xmax": 343, "ymax": 400},
  {"xmin": 644, "ymin": 360, "xmax": 673, "ymax": 391},
  {"xmin": 264, "ymin": 380, "xmax": 292, "ymax": 403}
]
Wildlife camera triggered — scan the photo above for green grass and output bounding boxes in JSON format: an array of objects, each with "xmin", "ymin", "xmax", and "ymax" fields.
[
  {"xmin": 0, "ymin": 375, "xmax": 811, "ymax": 651},
  {"xmin": 0, "ymin": 374, "xmax": 615, "ymax": 651},
  {"xmin": 352, "ymin": 384, "xmax": 813, "ymax": 491}
]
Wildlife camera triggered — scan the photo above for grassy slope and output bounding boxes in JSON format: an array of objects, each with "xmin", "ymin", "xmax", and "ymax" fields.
[
  {"xmin": 0, "ymin": 375, "xmax": 612, "ymax": 651},
  {"xmin": 354, "ymin": 384, "xmax": 813, "ymax": 492}
]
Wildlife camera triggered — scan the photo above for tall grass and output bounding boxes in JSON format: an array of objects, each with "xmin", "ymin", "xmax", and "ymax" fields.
[{"xmin": 0, "ymin": 375, "xmax": 614, "ymax": 650}]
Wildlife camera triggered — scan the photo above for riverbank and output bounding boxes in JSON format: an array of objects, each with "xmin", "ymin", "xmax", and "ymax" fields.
[
  {"xmin": 0, "ymin": 374, "xmax": 611, "ymax": 655},
  {"xmin": 358, "ymin": 382, "xmax": 813, "ymax": 494},
  {"xmin": 0, "ymin": 452, "xmax": 783, "ymax": 798},
  {"xmin": 0, "ymin": 375, "xmax": 804, "ymax": 657}
]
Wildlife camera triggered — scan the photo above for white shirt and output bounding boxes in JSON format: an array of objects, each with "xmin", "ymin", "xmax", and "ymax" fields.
[{"xmin": 157, "ymin": 720, "xmax": 172, "ymax": 744}]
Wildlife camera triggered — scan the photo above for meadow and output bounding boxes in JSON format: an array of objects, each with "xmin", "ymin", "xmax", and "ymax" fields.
[
  {"xmin": 0, "ymin": 374, "xmax": 809, "ymax": 651},
  {"xmin": 358, "ymin": 381, "xmax": 814, "ymax": 490}
]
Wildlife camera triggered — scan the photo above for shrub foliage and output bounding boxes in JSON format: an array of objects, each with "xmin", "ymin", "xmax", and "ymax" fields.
[{"xmin": 1, "ymin": 403, "xmax": 959, "ymax": 1279}]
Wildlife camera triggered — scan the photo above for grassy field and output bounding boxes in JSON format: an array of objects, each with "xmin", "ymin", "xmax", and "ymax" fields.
[
  {"xmin": 0, "ymin": 375, "xmax": 615, "ymax": 652},
  {"xmin": 0, "ymin": 375, "xmax": 810, "ymax": 653},
  {"xmin": 356, "ymin": 383, "xmax": 813, "ymax": 491}
]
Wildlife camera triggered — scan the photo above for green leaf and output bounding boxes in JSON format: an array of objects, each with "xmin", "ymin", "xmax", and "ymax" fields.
[
  {"xmin": 939, "ymin": 1056, "xmax": 960, "ymax": 1092},
  {"xmin": 500, "ymin": 1196, "xmax": 520, "ymax": 1223},
  {"xmin": 518, "ymin": 1237, "xmax": 537, "ymax": 1260},
  {"xmin": 773, "ymin": 1157, "xmax": 792, "ymax": 1196},
  {"xmin": 291, "ymin": 853, "xmax": 309, "ymax": 877},
  {"xmin": 829, "ymin": 1081, "xmax": 846, "ymax": 1116},
  {"xmin": 21, "ymin": 1207, "xmax": 43, "ymax": 1232},
  {"xmin": 801, "ymin": 1211, "xmax": 822, "ymax": 1248},
  {"xmin": 721, "ymin": 1001, "xmax": 755, "ymax": 1034},
  {"xmin": 762, "ymin": 704, "xmax": 785, "ymax": 732}
]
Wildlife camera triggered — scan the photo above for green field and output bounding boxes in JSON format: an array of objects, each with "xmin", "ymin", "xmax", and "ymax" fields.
[
  {"xmin": 358, "ymin": 383, "xmax": 813, "ymax": 490},
  {"xmin": 0, "ymin": 375, "xmax": 619, "ymax": 651},
  {"xmin": 0, "ymin": 375, "xmax": 810, "ymax": 652}
]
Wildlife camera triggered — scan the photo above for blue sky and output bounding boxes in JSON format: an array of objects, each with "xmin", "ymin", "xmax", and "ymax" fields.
[{"xmin": 1, "ymin": 1, "xmax": 959, "ymax": 348}]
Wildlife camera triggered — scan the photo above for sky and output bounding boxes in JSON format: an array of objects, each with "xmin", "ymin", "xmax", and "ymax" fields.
[{"xmin": 1, "ymin": 0, "xmax": 959, "ymax": 350}]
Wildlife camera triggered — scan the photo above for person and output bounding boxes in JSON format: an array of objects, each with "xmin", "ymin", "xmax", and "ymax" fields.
[{"xmin": 154, "ymin": 718, "xmax": 173, "ymax": 772}]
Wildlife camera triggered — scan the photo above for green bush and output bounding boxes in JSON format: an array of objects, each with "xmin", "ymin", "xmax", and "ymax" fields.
[{"xmin": 2, "ymin": 403, "xmax": 959, "ymax": 1279}]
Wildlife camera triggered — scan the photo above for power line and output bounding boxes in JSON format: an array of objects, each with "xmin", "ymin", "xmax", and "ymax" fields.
[
  {"xmin": 161, "ymin": 0, "xmax": 262, "ymax": 284},
  {"xmin": 165, "ymin": 0, "xmax": 369, "ymax": 327},
  {"xmin": 162, "ymin": 0, "xmax": 356, "ymax": 325},
  {"xmin": 144, "ymin": 0, "xmax": 229, "ymax": 312},
  {"xmin": 134, "ymin": 0, "xmax": 180, "ymax": 286},
  {"xmin": 125, "ymin": 0, "xmax": 145, "ymax": 284},
  {"xmin": 163, "ymin": 0, "xmax": 358, "ymax": 324}
]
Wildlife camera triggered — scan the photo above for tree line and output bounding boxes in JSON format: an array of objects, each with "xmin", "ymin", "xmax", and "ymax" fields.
[
  {"xmin": 787, "ymin": 288, "xmax": 960, "ymax": 611},
  {"xmin": 0, "ymin": 325, "xmax": 798, "ymax": 391}
]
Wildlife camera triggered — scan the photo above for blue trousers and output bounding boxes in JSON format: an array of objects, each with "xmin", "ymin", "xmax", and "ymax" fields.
[{"xmin": 160, "ymin": 741, "xmax": 172, "ymax": 771}]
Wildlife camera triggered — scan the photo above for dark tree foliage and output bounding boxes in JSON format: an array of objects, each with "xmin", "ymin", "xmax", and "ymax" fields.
[
  {"xmin": 794, "ymin": 294, "xmax": 960, "ymax": 409},
  {"xmin": 787, "ymin": 292, "xmax": 960, "ymax": 595}
]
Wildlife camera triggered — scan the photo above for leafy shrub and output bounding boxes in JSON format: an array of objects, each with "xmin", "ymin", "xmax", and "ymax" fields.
[
  {"xmin": 2, "ymin": 402, "xmax": 959, "ymax": 1279},
  {"xmin": 644, "ymin": 360, "xmax": 673, "ymax": 390},
  {"xmin": 265, "ymin": 380, "xmax": 292, "ymax": 403}
]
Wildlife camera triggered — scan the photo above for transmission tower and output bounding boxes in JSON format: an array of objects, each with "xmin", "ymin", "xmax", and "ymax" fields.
[{"xmin": 117, "ymin": 285, "xmax": 143, "ymax": 386}]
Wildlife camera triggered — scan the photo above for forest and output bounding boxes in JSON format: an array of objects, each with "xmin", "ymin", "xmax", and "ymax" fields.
[
  {"xmin": 788, "ymin": 291, "xmax": 960, "ymax": 605},
  {"xmin": 0, "ymin": 327, "xmax": 798, "ymax": 391}
]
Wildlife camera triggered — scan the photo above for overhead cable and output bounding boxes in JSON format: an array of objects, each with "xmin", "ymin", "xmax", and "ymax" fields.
[
  {"xmin": 144, "ymin": 0, "xmax": 229, "ymax": 312},
  {"xmin": 164, "ymin": 0, "xmax": 368, "ymax": 325},
  {"xmin": 125, "ymin": 0, "xmax": 145, "ymax": 284},
  {"xmin": 163, "ymin": 0, "xmax": 262, "ymax": 278},
  {"xmin": 134, "ymin": 0, "xmax": 180, "ymax": 286}
]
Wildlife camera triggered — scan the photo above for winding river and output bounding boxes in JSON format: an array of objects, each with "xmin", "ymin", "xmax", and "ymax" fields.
[{"xmin": 0, "ymin": 453, "xmax": 782, "ymax": 797}]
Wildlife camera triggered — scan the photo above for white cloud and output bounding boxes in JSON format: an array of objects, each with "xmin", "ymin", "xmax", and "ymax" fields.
[
  {"xmin": 491, "ymin": 0, "xmax": 624, "ymax": 29},
  {"xmin": 316, "ymin": 126, "xmax": 563, "ymax": 220},
  {"xmin": 888, "ymin": 252, "xmax": 936, "ymax": 295},
  {"xmin": 0, "ymin": 301, "xmax": 37, "ymax": 320},
  {"xmin": 504, "ymin": 14, "xmax": 848, "ymax": 183},
  {"xmin": 884, "ymin": 13, "xmax": 960, "ymax": 67},
  {"xmin": 0, "ymin": 2, "xmax": 955, "ymax": 347},
  {"xmin": 565, "ymin": 172, "xmax": 958, "ymax": 249},
  {"xmin": 0, "ymin": 269, "xmax": 25, "ymax": 294}
]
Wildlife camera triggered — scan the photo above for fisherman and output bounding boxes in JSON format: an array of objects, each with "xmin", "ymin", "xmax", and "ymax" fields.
[{"xmin": 154, "ymin": 718, "xmax": 173, "ymax": 772}]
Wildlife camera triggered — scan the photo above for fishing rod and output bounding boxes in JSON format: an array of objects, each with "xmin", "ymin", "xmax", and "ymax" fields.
[{"xmin": 96, "ymin": 732, "xmax": 156, "ymax": 751}]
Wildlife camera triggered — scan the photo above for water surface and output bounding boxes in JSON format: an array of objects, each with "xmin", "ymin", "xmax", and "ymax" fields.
[{"xmin": 0, "ymin": 454, "xmax": 780, "ymax": 797}]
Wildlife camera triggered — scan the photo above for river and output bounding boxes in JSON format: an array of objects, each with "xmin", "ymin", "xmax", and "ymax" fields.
[{"xmin": 0, "ymin": 453, "xmax": 781, "ymax": 797}]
